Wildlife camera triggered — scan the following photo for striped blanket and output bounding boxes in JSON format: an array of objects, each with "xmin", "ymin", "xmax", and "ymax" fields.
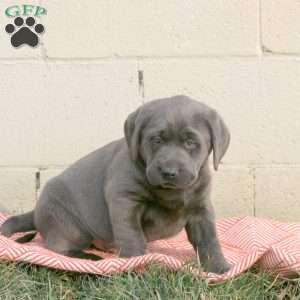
[{"xmin": 0, "ymin": 214, "xmax": 299, "ymax": 282}]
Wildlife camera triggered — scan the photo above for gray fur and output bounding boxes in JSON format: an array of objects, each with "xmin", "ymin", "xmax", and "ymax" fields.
[{"xmin": 0, "ymin": 95, "xmax": 230, "ymax": 273}]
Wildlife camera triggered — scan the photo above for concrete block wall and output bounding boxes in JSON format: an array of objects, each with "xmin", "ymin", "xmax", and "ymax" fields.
[{"xmin": 0, "ymin": 1, "xmax": 299, "ymax": 221}]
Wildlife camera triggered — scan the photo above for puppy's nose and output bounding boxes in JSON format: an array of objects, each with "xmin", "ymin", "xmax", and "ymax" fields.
[{"xmin": 160, "ymin": 167, "xmax": 178, "ymax": 180}]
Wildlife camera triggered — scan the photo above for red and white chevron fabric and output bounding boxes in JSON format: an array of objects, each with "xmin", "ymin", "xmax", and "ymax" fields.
[{"xmin": 0, "ymin": 213, "xmax": 299, "ymax": 282}]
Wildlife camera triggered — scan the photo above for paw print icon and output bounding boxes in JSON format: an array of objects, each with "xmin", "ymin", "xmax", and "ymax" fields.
[{"xmin": 5, "ymin": 17, "xmax": 45, "ymax": 48}]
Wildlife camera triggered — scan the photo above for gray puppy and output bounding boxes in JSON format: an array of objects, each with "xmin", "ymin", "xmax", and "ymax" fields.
[{"xmin": 1, "ymin": 95, "xmax": 230, "ymax": 274}]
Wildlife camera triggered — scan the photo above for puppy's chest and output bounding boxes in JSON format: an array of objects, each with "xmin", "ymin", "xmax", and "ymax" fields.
[{"xmin": 141, "ymin": 203, "xmax": 187, "ymax": 242}]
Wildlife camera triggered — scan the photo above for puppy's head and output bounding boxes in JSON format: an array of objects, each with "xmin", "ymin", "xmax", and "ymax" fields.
[{"xmin": 124, "ymin": 95, "xmax": 230, "ymax": 190}]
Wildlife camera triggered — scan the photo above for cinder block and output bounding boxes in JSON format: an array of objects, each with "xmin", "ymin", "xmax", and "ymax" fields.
[
  {"xmin": 141, "ymin": 58, "xmax": 300, "ymax": 164},
  {"xmin": 0, "ymin": 62, "xmax": 140, "ymax": 166},
  {"xmin": 0, "ymin": 168, "xmax": 37, "ymax": 213},
  {"xmin": 40, "ymin": 0, "xmax": 258, "ymax": 57},
  {"xmin": 262, "ymin": 0, "xmax": 300, "ymax": 54},
  {"xmin": 0, "ymin": 0, "xmax": 43, "ymax": 58},
  {"xmin": 212, "ymin": 166, "xmax": 254, "ymax": 218},
  {"xmin": 255, "ymin": 167, "xmax": 300, "ymax": 222}
]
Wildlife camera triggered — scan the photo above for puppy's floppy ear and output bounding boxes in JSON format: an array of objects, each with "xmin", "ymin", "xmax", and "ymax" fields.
[
  {"xmin": 124, "ymin": 108, "xmax": 142, "ymax": 161},
  {"xmin": 206, "ymin": 110, "xmax": 230, "ymax": 171}
]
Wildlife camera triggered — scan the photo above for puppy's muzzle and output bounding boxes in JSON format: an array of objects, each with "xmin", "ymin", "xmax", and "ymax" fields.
[
  {"xmin": 146, "ymin": 157, "xmax": 197, "ymax": 189},
  {"xmin": 158, "ymin": 165, "xmax": 179, "ymax": 181}
]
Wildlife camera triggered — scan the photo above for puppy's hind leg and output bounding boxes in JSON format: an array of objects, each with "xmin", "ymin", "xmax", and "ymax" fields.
[
  {"xmin": 44, "ymin": 228, "xmax": 102, "ymax": 261},
  {"xmin": 47, "ymin": 235, "xmax": 102, "ymax": 260},
  {"xmin": 35, "ymin": 180, "xmax": 102, "ymax": 261},
  {"xmin": 36, "ymin": 203, "xmax": 102, "ymax": 260}
]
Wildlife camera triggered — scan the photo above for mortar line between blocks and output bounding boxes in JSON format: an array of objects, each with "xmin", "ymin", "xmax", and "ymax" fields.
[
  {"xmin": 35, "ymin": 170, "xmax": 41, "ymax": 202},
  {"xmin": 2, "ymin": 163, "xmax": 300, "ymax": 169},
  {"xmin": 0, "ymin": 55, "xmax": 261, "ymax": 63},
  {"xmin": 137, "ymin": 62, "xmax": 145, "ymax": 104},
  {"xmin": 2, "ymin": 55, "xmax": 300, "ymax": 64}
]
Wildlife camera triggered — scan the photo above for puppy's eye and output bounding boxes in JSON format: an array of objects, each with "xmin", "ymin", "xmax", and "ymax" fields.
[
  {"xmin": 184, "ymin": 139, "xmax": 198, "ymax": 149},
  {"xmin": 151, "ymin": 136, "xmax": 163, "ymax": 145}
]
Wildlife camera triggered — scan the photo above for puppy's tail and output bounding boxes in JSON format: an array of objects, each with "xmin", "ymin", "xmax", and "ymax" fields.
[{"xmin": 0, "ymin": 211, "xmax": 36, "ymax": 242}]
